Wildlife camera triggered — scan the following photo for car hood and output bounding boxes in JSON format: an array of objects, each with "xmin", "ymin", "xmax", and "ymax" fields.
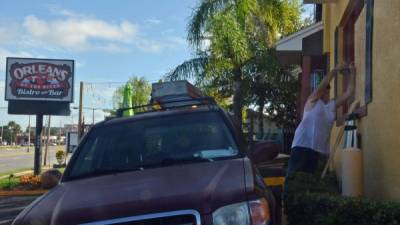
[{"xmin": 20, "ymin": 158, "xmax": 247, "ymax": 225}]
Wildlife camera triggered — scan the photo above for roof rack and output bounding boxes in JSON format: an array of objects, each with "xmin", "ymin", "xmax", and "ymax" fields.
[{"xmin": 115, "ymin": 97, "xmax": 218, "ymax": 117}]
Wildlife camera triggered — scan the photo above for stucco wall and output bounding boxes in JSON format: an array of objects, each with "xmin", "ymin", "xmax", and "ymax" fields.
[
  {"xmin": 323, "ymin": 0, "xmax": 350, "ymax": 172},
  {"xmin": 325, "ymin": 0, "xmax": 400, "ymax": 201},
  {"xmin": 360, "ymin": 0, "xmax": 400, "ymax": 200},
  {"xmin": 323, "ymin": 0, "xmax": 350, "ymax": 57}
]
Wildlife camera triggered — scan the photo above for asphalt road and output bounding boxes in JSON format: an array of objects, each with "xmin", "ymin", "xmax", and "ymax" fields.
[
  {"xmin": 0, "ymin": 146, "xmax": 63, "ymax": 174},
  {"xmin": 0, "ymin": 196, "xmax": 39, "ymax": 225}
]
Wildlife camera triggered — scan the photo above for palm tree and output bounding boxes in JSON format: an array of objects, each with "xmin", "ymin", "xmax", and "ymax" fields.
[{"xmin": 166, "ymin": 0, "xmax": 302, "ymax": 129}]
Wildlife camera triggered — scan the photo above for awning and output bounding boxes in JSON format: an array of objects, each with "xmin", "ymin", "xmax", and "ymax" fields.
[
  {"xmin": 275, "ymin": 21, "xmax": 323, "ymax": 66},
  {"xmin": 276, "ymin": 21, "xmax": 323, "ymax": 51}
]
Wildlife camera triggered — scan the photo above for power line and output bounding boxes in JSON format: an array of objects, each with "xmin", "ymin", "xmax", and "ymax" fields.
[{"xmin": 83, "ymin": 79, "xmax": 161, "ymax": 85}]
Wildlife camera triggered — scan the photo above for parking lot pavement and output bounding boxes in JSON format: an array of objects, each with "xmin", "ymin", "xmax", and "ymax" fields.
[
  {"xmin": 0, "ymin": 146, "xmax": 61, "ymax": 174},
  {"xmin": 0, "ymin": 196, "xmax": 38, "ymax": 225}
]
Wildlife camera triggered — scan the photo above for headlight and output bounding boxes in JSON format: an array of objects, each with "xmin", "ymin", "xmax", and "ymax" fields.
[
  {"xmin": 249, "ymin": 198, "xmax": 271, "ymax": 225},
  {"xmin": 212, "ymin": 199, "xmax": 271, "ymax": 225},
  {"xmin": 212, "ymin": 202, "xmax": 250, "ymax": 225}
]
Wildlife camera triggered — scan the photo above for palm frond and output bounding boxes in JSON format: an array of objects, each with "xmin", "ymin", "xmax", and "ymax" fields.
[
  {"xmin": 164, "ymin": 57, "xmax": 209, "ymax": 81},
  {"xmin": 188, "ymin": 0, "xmax": 234, "ymax": 48}
]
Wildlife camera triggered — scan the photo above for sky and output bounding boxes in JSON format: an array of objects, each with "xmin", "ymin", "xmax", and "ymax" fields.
[{"xmin": 0, "ymin": 0, "xmax": 314, "ymax": 130}]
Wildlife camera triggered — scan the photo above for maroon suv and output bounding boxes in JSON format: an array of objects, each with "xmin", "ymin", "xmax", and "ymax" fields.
[{"xmin": 13, "ymin": 100, "xmax": 278, "ymax": 225}]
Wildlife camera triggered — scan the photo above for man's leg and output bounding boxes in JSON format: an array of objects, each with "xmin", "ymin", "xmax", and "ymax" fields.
[{"xmin": 283, "ymin": 147, "xmax": 319, "ymax": 196}]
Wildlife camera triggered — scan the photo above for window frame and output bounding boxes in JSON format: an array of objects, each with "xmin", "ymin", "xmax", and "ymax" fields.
[
  {"xmin": 334, "ymin": 0, "xmax": 368, "ymax": 126},
  {"xmin": 365, "ymin": 0, "xmax": 374, "ymax": 104}
]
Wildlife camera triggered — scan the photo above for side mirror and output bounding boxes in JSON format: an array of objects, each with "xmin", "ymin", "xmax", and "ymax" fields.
[{"xmin": 250, "ymin": 140, "xmax": 281, "ymax": 164}]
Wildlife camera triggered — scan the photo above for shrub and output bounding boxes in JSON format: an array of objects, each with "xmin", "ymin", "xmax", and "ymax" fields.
[
  {"xmin": 41, "ymin": 169, "xmax": 62, "ymax": 189},
  {"xmin": 19, "ymin": 174, "xmax": 41, "ymax": 188},
  {"xmin": 56, "ymin": 150, "xmax": 66, "ymax": 164},
  {"xmin": 0, "ymin": 175, "xmax": 19, "ymax": 190},
  {"xmin": 285, "ymin": 172, "xmax": 400, "ymax": 225},
  {"xmin": 287, "ymin": 192, "xmax": 400, "ymax": 225}
]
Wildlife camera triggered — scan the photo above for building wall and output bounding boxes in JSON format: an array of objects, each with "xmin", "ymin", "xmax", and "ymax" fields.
[
  {"xmin": 360, "ymin": 0, "xmax": 400, "ymax": 200},
  {"xmin": 323, "ymin": 0, "xmax": 350, "ymax": 55},
  {"xmin": 324, "ymin": 0, "xmax": 400, "ymax": 201}
]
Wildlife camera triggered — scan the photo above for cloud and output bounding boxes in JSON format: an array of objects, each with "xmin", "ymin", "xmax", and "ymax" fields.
[
  {"xmin": 135, "ymin": 39, "xmax": 163, "ymax": 53},
  {"xmin": 96, "ymin": 43, "xmax": 130, "ymax": 53},
  {"xmin": 0, "ymin": 22, "xmax": 20, "ymax": 44},
  {"xmin": 46, "ymin": 3, "xmax": 93, "ymax": 19},
  {"xmin": 144, "ymin": 18, "xmax": 162, "ymax": 25},
  {"xmin": 161, "ymin": 29, "xmax": 176, "ymax": 35},
  {"xmin": 0, "ymin": 6, "xmax": 185, "ymax": 55},
  {"xmin": 22, "ymin": 15, "xmax": 138, "ymax": 51},
  {"xmin": 167, "ymin": 36, "xmax": 187, "ymax": 46},
  {"xmin": 75, "ymin": 61, "xmax": 85, "ymax": 68},
  {"xmin": 0, "ymin": 48, "xmax": 33, "ymax": 71}
]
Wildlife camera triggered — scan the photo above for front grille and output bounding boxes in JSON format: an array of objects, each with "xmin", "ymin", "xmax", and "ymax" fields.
[
  {"xmin": 112, "ymin": 215, "xmax": 196, "ymax": 225},
  {"xmin": 79, "ymin": 210, "xmax": 201, "ymax": 225}
]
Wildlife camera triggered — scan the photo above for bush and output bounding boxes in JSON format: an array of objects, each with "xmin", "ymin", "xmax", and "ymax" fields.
[
  {"xmin": 19, "ymin": 174, "xmax": 41, "ymax": 188},
  {"xmin": 285, "ymin": 173, "xmax": 400, "ymax": 225},
  {"xmin": 285, "ymin": 172, "xmax": 340, "ymax": 196},
  {"xmin": 41, "ymin": 169, "xmax": 62, "ymax": 189},
  {"xmin": 0, "ymin": 175, "xmax": 19, "ymax": 190},
  {"xmin": 287, "ymin": 192, "xmax": 400, "ymax": 225},
  {"xmin": 56, "ymin": 150, "xmax": 66, "ymax": 164}
]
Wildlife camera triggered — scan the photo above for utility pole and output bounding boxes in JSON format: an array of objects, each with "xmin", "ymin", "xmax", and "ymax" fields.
[
  {"xmin": 92, "ymin": 108, "xmax": 95, "ymax": 125},
  {"xmin": 0, "ymin": 124, "xmax": 3, "ymax": 145},
  {"xmin": 27, "ymin": 115, "xmax": 31, "ymax": 152},
  {"xmin": 59, "ymin": 120, "xmax": 62, "ymax": 145},
  {"xmin": 78, "ymin": 82, "xmax": 84, "ymax": 140},
  {"xmin": 43, "ymin": 116, "xmax": 51, "ymax": 166}
]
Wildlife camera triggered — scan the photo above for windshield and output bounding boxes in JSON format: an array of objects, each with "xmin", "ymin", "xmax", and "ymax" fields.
[{"xmin": 66, "ymin": 112, "xmax": 239, "ymax": 180}]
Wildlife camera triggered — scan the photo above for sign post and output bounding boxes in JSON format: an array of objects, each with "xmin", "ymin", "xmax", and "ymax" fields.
[
  {"xmin": 34, "ymin": 115, "xmax": 43, "ymax": 175},
  {"xmin": 4, "ymin": 57, "xmax": 74, "ymax": 175}
]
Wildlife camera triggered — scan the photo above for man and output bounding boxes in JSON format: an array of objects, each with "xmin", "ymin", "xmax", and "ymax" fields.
[{"xmin": 285, "ymin": 63, "xmax": 355, "ymax": 183}]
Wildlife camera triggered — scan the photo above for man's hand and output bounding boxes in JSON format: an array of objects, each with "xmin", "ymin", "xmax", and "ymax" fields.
[
  {"xmin": 334, "ymin": 62, "xmax": 356, "ymax": 108},
  {"xmin": 334, "ymin": 62, "xmax": 348, "ymax": 72},
  {"xmin": 335, "ymin": 62, "xmax": 355, "ymax": 75},
  {"xmin": 348, "ymin": 62, "xmax": 356, "ymax": 74}
]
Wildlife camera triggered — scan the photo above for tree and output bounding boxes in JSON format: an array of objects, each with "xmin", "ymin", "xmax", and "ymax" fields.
[
  {"xmin": 166, "ymin": 0, "xmax": 303, "ymax": 129},
  {"xmin": 263, "ymin": 66, "xmax": 299, "ymax": 129},
  {"xmin": 113, "ymin": 76, "xmax": 152, "ymax": 112},
  {"xmin": 1, "ymin": 121, "xmax": 22, "ymax": 144}
]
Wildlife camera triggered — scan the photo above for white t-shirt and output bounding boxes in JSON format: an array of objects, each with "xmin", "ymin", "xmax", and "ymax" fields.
[{"xmin": 291, "ymin": 100, "xmax": 336, "ymax": 154}]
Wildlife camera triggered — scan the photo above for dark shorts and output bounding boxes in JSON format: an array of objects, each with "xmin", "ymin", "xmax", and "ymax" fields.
[
  {"xmin": 283, "ymin": 146, "xmax": 320, "ymax": 197},
  {"xmin": 286, "ymin": 146, "xmax": 320, "ymax": 177}
]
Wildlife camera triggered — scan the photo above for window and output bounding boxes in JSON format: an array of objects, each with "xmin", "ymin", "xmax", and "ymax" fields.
[
  {"xmin": 66, "ymin": 112, "xmax": 239, "ymax": 180},
  {"xmin": 334, "ymin": 0, "xmax": 365, "ymax": 125}
]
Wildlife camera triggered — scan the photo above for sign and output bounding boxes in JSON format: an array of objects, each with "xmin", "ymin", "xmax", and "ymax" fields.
[
  {"xmin": 5, "ymin": 57, "xmax": 74, "ymax": 102},
  {"xmin": 66, "ymin": 131, "xmax": 78, "ymax": 153}
]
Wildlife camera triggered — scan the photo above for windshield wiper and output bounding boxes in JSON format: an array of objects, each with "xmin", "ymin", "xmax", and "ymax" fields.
[{"xmin": 140, "ymin": 157, "xmax": 212, "ymax": 168}]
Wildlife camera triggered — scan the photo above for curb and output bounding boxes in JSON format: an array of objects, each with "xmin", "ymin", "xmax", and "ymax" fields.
[
  {"xmin": 0, "ymin": 189, "xmax": 47, "ymax": 197},
  {"xmin": 0, "ymin": 166, "xmax": 56, "ymax": 180},
  {"xmin": 0, "ymin": 170, "xmax": 34, "ymax": 180}
]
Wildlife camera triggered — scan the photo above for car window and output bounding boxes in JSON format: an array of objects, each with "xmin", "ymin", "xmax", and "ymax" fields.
[{"xmin": 66, "ymin": 112, "xmax": 239, "ymax": 180}]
